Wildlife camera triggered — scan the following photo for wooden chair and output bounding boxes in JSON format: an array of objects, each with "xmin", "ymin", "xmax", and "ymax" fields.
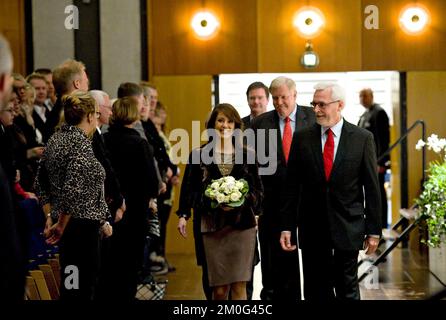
[
  {"xmin": 47, "ymin": 258, "xmax": 61, "ymax": 288},
  {"xmin": 29, "ymin": 270, "xmax": 51, "ymax": 300},
  {"xmin": 39, "ymin": 264, "xmax": 60, "ymax": 300},
  {"xmin": 25, "ymin": 276, "xmax": 40, "ymax": 300}
]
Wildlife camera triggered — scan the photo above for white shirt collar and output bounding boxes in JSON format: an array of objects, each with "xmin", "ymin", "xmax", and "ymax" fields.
[
  {"xmin": 322, "ymin": 117, "xmax": 344, "ymax": 137},
  {"xmin": 279, "ymin": 105, "xmax": 297, "ymax": 122}
]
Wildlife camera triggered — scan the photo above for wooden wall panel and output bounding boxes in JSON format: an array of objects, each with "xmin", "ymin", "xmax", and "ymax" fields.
[
  {"xmin": 257, "ymin": 0, "xmax": 362, "ymax": 72},
  {"xmin": 151, "ymin": 0, "xmax": 258, "ymax": 75},
  {"xmin": 152, "ymin": 75, "xmax": 213, "ymax": 254},
  {"xmin": 362, "ymin": 0, "xmax": 446, "ymax": 71},
  {"xmin": 407, "ymin": 72, "xmax": 446, "ymax": 204},
  {"xmin": 0, "ymin": 0, "xmax": 26, "ymax": 75}
]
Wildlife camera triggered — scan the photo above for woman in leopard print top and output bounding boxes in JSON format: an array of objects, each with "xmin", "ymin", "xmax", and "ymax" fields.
[{"xmin": 35, "ymin": 91, "xmax": 109, "ymax": 300}]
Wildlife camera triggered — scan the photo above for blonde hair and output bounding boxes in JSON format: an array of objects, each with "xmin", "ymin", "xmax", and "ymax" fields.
[
  {"xmin": 62, "ymin": 90, "xmax": 96, "ymax": 126},
  {"xmin": 269, "ymin": 76, "xmax": 296, "ymax": 94},
  {"xmin": 110, "ymin": 97, "xmax": 140, "ymax": 126},
  {"xmin": 53, "ymin": 59, "xmax": 86, "ymax": 96}
]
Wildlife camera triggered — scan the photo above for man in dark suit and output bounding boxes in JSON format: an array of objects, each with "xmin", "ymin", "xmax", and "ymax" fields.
[
  {"xmin": 251, "ymin": 76, "xmax": 315, "ymax": 300},
  {"xmin": 280, "ymin": 82, "xmax": 382, "ymax": 300},
  {"xmin": 90, "ymin": 90, "xmax": 125, "ymax": 222},
  {"xmin": 0, "ymin": 34, "xmax": 25, "ymax": 301},
  {"xmin": 242, "ymin": 82, "xmax": 269, "ymax": 129},
  {"xmin": 358, "ymin": 88, "xmax": 390, "ymax": 228}
]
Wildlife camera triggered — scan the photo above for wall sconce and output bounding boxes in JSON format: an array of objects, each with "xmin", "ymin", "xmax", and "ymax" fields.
[
  {"xmin": 301, "ymin": 41, "xmax": 319, "ymax": 68},
  {"xmin": 293, "ymin": 7, "xmax": 325, "ymax": 39},
  {"xmin": 191, "ymin": 11, "xmax": 219, "ymax": 40},
  {"xmin": 399, "ymin": 5, "xmax": 430, "ymax": 35}
]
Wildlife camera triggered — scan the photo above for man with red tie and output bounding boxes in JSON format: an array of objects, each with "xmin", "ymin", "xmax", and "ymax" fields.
[
  {"xmin": 251, "ymin": 76, "xmax": 315, "ymax": 300},
  {"xmin": 280, "ymin": 82, "xmax": 382, "ymax": 300}
]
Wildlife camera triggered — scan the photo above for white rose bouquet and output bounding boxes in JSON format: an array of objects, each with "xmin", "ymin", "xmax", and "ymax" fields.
[{"xmin": 204, "ymin": 176, "xmax": 249, "ymax": 209}]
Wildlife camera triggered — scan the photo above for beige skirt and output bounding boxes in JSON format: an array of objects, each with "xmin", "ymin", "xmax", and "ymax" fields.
[{"xmin": 202, "ymin": 226, "xmax": 256, "ymax": 287}]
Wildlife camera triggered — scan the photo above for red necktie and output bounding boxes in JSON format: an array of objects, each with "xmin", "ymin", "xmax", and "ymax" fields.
[
  {"xmin": 283, "ymin": 117, "xmax": 292, "ymax": 163},
  {"xmin": 323, "ymin": 128, "xmax": 334, "ymax": 180}
]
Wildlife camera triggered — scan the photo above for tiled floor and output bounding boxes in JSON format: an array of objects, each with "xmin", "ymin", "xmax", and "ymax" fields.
[{"xmin": 163, "ymin": 243, "xmax": 445, "ymax": 300}]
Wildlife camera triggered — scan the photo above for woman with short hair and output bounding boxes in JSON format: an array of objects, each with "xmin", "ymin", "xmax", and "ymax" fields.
[{"xmin": 35, "ymin": 91, "xmax": 110, "ymax": 300}]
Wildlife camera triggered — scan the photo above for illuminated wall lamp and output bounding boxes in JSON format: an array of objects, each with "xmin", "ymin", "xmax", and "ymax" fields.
[
  {"xmin": 191, "ymin": 11, "xmax": 219, "ymax": 40},
  {"xmin": 399, "ymin": 6, "xmax": 429, "ymax": 35},
  {"xmin": 293, "ymin": 7, "xmax": 325, "ymax": 39},
  {"xmin": 300, "ymin": 41, "xmax": 319, "ymax": 68}
]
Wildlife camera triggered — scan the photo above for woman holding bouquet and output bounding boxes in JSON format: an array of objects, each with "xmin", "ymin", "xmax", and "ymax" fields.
[{"xmin": 177, "ymin": 103, "xmax": 263, "ymax": 300}]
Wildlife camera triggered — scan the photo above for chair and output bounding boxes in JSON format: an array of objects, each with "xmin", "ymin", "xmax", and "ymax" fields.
[
  {"xmin": 39, "ymin": 264, "xmax": 60, "ymax": 299},
  {"xmin": 29, "ymin": 270, "xmax": 51, "ymax": 300},
  {"xmin": 47, "ymin": 258, "xmax": 61, "ymax": 288},
  {"xmin": 25, "ymin": 276, "xmax": 40, "ymax": 300}
]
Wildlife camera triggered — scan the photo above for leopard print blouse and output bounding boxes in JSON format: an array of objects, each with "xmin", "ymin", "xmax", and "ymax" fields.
[{"xmin": 35, "ymin": 125, "xmax": 110, "ymax": 221}]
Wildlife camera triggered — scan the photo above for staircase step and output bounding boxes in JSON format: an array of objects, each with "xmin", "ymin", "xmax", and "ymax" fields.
[
  {"xmin": 400, "ymin": 207, "xmax": 418, "ymax": 220},
  {"xmin": 382, "ymin": 229, "xmax": 400, "ymax": 241}
]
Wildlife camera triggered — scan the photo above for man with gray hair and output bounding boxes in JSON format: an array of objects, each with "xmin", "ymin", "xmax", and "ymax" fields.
[
  {"xmin": 251, "ymin": 76, "xmax": 315, "ymax": 300},
  {"xmin": 89, "ymin": 89, "xmax": 125, "ymax": 223},
  {"xmin": 280, "ymin": 82, "xmax": 381, "ymax": 300},
  {"xmin": 0, "ymin": 34, "xmax": 25, "ymax": 301}
]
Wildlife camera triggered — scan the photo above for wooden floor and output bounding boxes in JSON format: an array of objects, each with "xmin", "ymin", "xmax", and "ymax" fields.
[{"xmin": 162, "ymin": 244, "xmax": 445, "ymax": 300}]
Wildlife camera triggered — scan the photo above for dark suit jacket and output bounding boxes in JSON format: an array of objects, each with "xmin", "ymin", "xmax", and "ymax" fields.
[
  {"xmin": 43, "ymin": 98, "xmax": 63, "ymax": 143},
  {"xmin": 358, "ymin": 104, "xmax": 390, "ymax": 167},
  {"xmin": 103, "ymin": 125, "xmax": 159, "ymax": 226},
  {"xmin": 242, "ymin": 115, "xmax": 252, "ymax": 130},
  {"xmin": 250, "ymin": 106, "xmax": 316, "ymax": 231},
  {"xmin": 32, "ymin": 109, "xmax": 46, "ymax": 140},
  {"xmin": 281, "ymin": 121, "xmax": 382, "ymax": 251},
  {"xmin": 0, "ymin": 163, "xmax": 25, "ymax": 301},
  {"xmin": 92, "ymin": 129, "xmax": 124, "ymax": 221},
  {"xmin": 141, "ymin": 119, "xmax": 177, "ymax": 177}
]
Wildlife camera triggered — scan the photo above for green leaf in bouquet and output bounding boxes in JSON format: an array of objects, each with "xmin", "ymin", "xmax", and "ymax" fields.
[
  {"xmin": 226, "ymin": 197, "xmax": 245, "ymax": 208},
  {"xmin": 211, "ymin": 200, "xmax": 219, "ymax": 209}
]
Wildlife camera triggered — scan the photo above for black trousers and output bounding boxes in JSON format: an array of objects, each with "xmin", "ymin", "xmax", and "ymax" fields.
[
  {"xmin": 59, "ymin": 218, "xmax": 101, "ymax": 301},
  {"xmin": 379, "ymin": 171, "xmax": 388, "ymax": 228},
  {"xmin": 97, "ymin": 217, "xmax": 146, "ymax": 301},
  {"xmin": 301, "ymin": 247, "xmax": 360, "ymax": 301},
  {"xmin": 156, "ymin": 202, "xmax": 172, "ymax": 257},
  {"xmin": 258, "ymin": 216, "xmax": 300, "ymax": 301}
]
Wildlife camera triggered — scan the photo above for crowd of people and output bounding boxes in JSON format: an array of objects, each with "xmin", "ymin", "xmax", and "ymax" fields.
[{"xmin": 1, "ymin": 32, "xmax": 390, "ymax": 301}]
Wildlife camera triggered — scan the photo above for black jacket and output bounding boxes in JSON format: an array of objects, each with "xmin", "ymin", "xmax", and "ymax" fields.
[
  {"xmin": 92, "ymin": 129, "xmax": 124, "ymax": 222},
  {"xmin": 358, "ymin": 104, "xmax": 390, "ymax": 167},
  {"xmin": 104, "ymin": 125, "xmax": 159, "ymax": 225},
  {"xmin": 281, "ymin": 121, "xmax": 382, "ymax": 251},
  {"xmin": 0, "ymin": 164, "xmax": 25, "ymax": 301},
  {"xmin": 141, "ymin": 119, "xmax": 177, "ymax": 178},
  {"xmin": 250, "ymin": 106, "xmax": 316, "ymax": 230}
]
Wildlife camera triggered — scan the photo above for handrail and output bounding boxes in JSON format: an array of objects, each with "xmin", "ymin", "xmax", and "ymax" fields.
[{"xmin": 377, "ymin": 120, "xmax": 426, "ymax": 183}]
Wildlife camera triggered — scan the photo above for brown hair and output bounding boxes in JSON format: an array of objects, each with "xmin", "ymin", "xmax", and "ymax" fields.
[
  {"xmin": 117, "ymin": 82, "xmax": 143, "ymax": 98},
  {"xmin": 110, "ymin": 97, "xmax": 140, "ymax": 126},
  {"xmin": 246, "ymin": 81, "xmax": 269, "ymax": 99},
  {"xmin": 62, "ymin": 91, "xmax": 96, "ymax": 126},
  {"xmin": 206, "ymin": 103, "xmax": 242, "ymax": 130},
  {"xmin": 155, "ymin": 101, "xmax": 168, "ymax": 133}
]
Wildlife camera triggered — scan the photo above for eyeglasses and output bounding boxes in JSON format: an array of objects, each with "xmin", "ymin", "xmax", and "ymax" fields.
[{"xmin": 310, "ymin": 100, "xmax": 340, "ymax": 109}]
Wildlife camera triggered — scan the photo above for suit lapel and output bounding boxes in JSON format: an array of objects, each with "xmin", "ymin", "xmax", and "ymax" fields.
[
  {"xmin": 271, "ymin": 112, "xmax": 284, "ymax": 163},
  {"xmin": 295, "ymin": 105, "xmax": 308, "ymax": 133},
  {"xmin": 330, "ymin": 121, "xmax": 353, "ymax": 181},
  {"xmin": 309, "ymin": 124, "xmax": 325, "ymax": 179}
]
